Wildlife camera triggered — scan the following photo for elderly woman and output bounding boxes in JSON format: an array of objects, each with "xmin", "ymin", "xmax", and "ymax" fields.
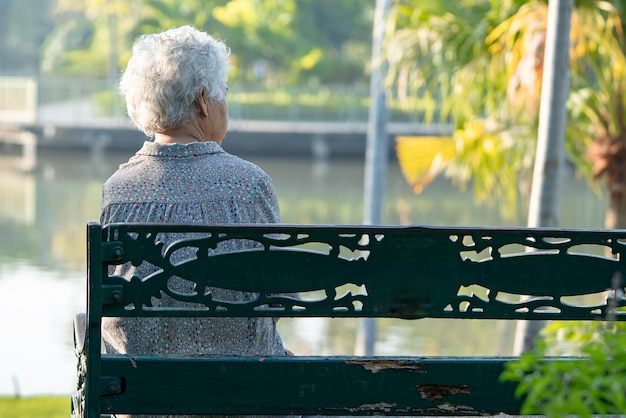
[{"xmin": 101, "ymin": 26, "xmax": 288, "ymax": 416}]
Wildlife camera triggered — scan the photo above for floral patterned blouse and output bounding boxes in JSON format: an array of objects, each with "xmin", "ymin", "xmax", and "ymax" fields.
[{"xmin": 100, "ymin": 141, "xmax": 286, "ymax": 362}]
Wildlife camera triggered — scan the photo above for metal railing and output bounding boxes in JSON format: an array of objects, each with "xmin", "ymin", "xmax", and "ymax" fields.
[
  {"xmin": 22, "ymin": 76, "xmax": 425, "ymax": 126},
  {"xmin": 0, "ymin": 76, "xmax": 440, "ymax": 139},
  {"xmin": 0, "ymin": 76, "xmax": 38, "ymax": 124}
]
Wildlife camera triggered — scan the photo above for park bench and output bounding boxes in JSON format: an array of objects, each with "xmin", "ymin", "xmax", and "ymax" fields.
[{"xmin": 72, "ymin": 221, "xmax": 626, "ymax": 417}]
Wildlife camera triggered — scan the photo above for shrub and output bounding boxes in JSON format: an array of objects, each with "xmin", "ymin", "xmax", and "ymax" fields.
[{"xmin": 502, "ymin": 321, "xmax": 626, "ymax": 417}]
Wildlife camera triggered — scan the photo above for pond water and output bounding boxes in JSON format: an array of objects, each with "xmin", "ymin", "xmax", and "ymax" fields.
[{"xmin": 0, "ymin": 147, "xmax": 607, "ymax": 395}]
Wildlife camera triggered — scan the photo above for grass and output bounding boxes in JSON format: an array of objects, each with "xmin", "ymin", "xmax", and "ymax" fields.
[{"xmin": 0, "ymin": 396, "xmax": 68, "ymax": 418}]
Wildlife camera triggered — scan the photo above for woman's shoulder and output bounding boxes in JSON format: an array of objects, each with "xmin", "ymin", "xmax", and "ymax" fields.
[
  {"xmin": 102, "ymin": 155, "xmax": 145, "ymax": 188},
  {"xmin": 218, "ymin": 152, "xmax": 273, "ymax": 182}
]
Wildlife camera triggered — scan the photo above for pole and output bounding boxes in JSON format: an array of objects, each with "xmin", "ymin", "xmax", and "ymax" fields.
[
  {"xmin": 356, "ymin": 0, "xmax": 391, "ymax": 356},
  {"xmin": 513, "ymin": 0, "xmax": 572, "ymax": 355}
]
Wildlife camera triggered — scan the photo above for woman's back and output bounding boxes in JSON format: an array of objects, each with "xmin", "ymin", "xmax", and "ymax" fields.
[{"xmin": 100, "ymin": 141, "xmax": 286, "ymax": 357}]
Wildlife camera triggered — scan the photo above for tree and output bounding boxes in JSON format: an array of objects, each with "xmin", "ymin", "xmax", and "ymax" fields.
[
  {"xmin": 40, "ymin": 0, "xmax": 375, "ymax": 86},
  {"xmin": 212, "ymin": 0, "xmax": 301, "ymax": 83},
  {"xmin": 211, "ymin": 0, "xmax": 373, "ymax": 84},
  {"xmin": 389, "ymin": 0, "xmax": 626, "ymax": 228},
  {"xmin": 41, "ymin": 0, "xmax": 140, "ymax": 77},
  {"xmin": 390, "ymin": 0, "xmax": 535, "ymax": 221},
  {"xmin": 570, "ymin": 3, "xmax": 626, "ymax": 229},
  {"xmin": 290, "ymin": 0, "xmax": 373, "ymax": 85},
  {"xmin": 134, "ymin": 0, "xmax": 220, "ymax": 35}
]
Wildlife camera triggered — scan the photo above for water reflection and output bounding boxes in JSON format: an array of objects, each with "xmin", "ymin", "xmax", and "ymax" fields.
[
  {"xmin": 0, "ymin": 168, "xmax": 35, "ymax": 225},
  {"xmin": 0, "ymin": 263, "xmax": 83, "ymax": 395},
  {"xmin": 0, "ymin": 148, "xmax": 608, "ymax": 395}
]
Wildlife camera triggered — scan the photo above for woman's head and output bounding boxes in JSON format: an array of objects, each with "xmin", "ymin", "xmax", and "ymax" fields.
[{"xmin": 120, "ymin": 26, "xmax": 230, "ymax": 137}]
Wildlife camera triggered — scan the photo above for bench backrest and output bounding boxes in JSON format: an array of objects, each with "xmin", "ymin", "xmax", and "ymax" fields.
[{"xmin": 74, "ymin": 221, "xmax": 626, "ymax": 417}]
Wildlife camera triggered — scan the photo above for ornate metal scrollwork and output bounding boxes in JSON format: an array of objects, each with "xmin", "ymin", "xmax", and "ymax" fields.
[{"xmin": 100, "ymin": 224, "xmax": 626, "ymax": 321}]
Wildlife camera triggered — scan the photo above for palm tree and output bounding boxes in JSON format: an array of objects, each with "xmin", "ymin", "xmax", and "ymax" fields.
[
  {"xmin": 388, "ymin": 0, "xmax": 535, "ymax": 220},
  {"xmin": 388, "ymin": 0, "xmax": 626, "ymax": 227},
  {"xmin": 568, "ymin": 4, "xmax": 626, "ymax": 229}
]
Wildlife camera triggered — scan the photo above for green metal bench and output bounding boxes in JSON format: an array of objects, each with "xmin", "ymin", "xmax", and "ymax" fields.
[{"xmin": 72, "ymin": 221, "xmax": 626, "ymax": 417}]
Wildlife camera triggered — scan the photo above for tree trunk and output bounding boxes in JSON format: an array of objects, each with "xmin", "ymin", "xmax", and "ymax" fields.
[
  {"xmin": 606, "ymin": 191, "xmax": 626, "ymax": 229},
  {"xmin": 513, "ymin": 0, "xmax": 572, "ymax": 356},
  {"xmin": 356, "ymin": 0, "xmax": 391, "ymax": 357}
]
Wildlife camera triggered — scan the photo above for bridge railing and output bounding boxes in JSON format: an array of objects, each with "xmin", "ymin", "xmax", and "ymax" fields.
[
  {"xmin": 33, "ymin": 76, "xmax": 424, "ymax": 126},
  {"xmin": 0, "ymin": 75, "xmax": 436, "ymax": 131},
  {"xmin": 0, "ymin": 77, "xmax": 38, "ymax": 124}
]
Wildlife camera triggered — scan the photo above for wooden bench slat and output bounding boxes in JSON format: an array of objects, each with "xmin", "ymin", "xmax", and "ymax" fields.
[{"xmin": 100, "ymin": 355, "xmax": 523, "ymax": 416}]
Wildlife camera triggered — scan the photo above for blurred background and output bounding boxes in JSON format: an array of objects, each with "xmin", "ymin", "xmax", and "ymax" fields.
[{"xmin": 0, "ymin": 0, "xmax": 622, "ymax": 400}]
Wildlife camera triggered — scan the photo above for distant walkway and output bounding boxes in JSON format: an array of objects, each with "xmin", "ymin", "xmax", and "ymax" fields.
[
  {"xmin": 36, "ymin": 98, "xmax": 449, "ymax": 136},
  {"xmin": 38, "ymin": 98, "xmax": 129, "ymax": 128},
  {"xmin": 1, "ymin": 99, "xmax": 450, "ymax": 160}
]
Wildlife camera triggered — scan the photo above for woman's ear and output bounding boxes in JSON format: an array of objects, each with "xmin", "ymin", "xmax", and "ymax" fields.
[{"xmin": 196, "ymin": 89, "xmax": 210, "ymax": 117}]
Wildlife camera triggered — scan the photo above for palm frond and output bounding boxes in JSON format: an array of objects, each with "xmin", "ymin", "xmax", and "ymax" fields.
[{"xmin": 396, "ymin": 135, "xmax": 455, "ymax": 193}]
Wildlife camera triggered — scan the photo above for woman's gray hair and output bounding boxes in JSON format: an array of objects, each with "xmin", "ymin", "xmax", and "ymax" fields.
[{"xmin": 120, "ymin": 26, "xmax": 230, "ymax": 137}]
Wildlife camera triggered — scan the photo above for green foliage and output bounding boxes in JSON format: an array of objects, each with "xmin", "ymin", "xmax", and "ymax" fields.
[
  {"xmin": 228, "ymin": 87, "xmax": 366, "ymax": 120},
  {"xmin": 0, "ymin": 396, "xmax": 68, "ymax": 418},
  {"xmin": 386, "ymin": 0, "xmax": 535, "ymax": 219},
  {"xmin": 84, "ymin": 82, "xmax": 420, "ymax": 122},
  {"xmin": 226, "ymin": 86, "xmax": 426, "ymax": 121},
  {"xmin": 91, "ymin": 89, "xmax": 125, "ymax": 117},
  {"xmin": 502, "ymin": 322, "xmax": 626, "ymax": 416},
  {"xmin": 136, "ymin": 0, "xmax": 217, "ymax": 34},
  {"xmin": 387, "ymin": 0, "xmax": 509, "ymax": 124},
  {"xmin": 288, "ymin": 0, "xmax": 373, "ymax": 84},
  {"xmin": 38, "ymin": 0, "xmax": 374, "ymax": 86},
  {"xmin": 386, "ymin": 0, "xmax": 626, "ymax": 222},
  {"xmin": 42, "ymin": 0, "xmax": 141, "ymax": 77}
]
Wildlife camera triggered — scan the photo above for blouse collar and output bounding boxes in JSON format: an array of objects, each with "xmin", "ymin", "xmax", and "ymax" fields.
[{"xmin": 137, "ymin": 141, "xmax": 225, "ymax": 157}]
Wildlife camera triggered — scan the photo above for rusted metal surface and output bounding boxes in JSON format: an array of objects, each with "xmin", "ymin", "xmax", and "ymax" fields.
[
  {"xmin": 350, "ymin": 402, "xmax": 396, "ymax": 412},
  {"xmin": 417, "ymin": 384, "xmax": 471, "ymax": 401},
  {"xmin": 345, "ymin": 359, "xmax": 426, "ymax": 374}
]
